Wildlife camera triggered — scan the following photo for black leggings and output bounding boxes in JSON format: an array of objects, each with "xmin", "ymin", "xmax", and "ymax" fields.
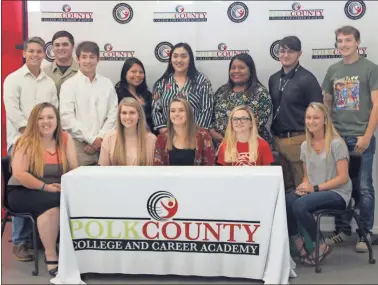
[{"xmin": 7, "ymin": 185, "xmax": 60, "ymax": 217}]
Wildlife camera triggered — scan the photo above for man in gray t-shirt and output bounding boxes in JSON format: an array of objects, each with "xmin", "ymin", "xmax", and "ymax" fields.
[{"xmin": 322, "ymin": 26, "xmax": 378, "ymax": 253}]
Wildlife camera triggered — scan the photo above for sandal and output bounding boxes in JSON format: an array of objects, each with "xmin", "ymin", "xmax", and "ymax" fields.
[
  {"xmin": 293, "ymin": 235, "xmax": 308, "ymax": 258},
  {"xmin": 45, "ymin": 259, "xmax": 59, "ymax": 277},
  {"xmin": 301, "ymin": 244, "xmax": 333, "ymax": 266}
]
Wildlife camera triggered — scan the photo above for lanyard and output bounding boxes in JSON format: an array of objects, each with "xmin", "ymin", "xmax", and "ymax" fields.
[{"xmin": 273, "ymin": 64, "xmax": 301, "ymax": 120}]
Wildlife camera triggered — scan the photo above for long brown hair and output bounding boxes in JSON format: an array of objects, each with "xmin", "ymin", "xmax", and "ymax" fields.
[
  {"xmin": 305, "ymin": 102, "xmax": 340, "ymax": 156},
  {"xmin": 222, "ymin": 105, "xmax": 259, "ymax": 163},
  {"xmin": 112, "ymin": 97, "xmax": 151, "ymax": 165},
  {"xmin": 12, "ymin": 102, "xmax": 67, "ymax": 178},
  {"xmin": 166, "ymin": 98, "xmax": 198, "ymax": 151}
]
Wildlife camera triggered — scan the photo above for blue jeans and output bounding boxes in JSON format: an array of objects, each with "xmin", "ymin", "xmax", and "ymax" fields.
[
  {"xmin": 335, "ymin": 136, "xmax": 376, "ymax": 234},
  {"xmin": 12, "ymin": 217, "xmax": 32, "ymax": 246},
  {"xmin": 286, "ymin": 191, "xmax": 346, "ymax": 242}
]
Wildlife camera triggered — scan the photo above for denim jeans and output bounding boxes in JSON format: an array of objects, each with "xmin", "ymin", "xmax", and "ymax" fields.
[
  {"xmin": 12, "ymin": 217, "xmax": 32, "ymax": 246},
  {"xmin": 286, "ymin": 191, "xmax": 346, "ymax": 242},
  {"xmin": 335, "ymin": 136, "xmax": 376, "ymax": 234}
]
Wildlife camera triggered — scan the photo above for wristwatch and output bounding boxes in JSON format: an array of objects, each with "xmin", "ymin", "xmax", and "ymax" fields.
[{"xmin": 313, "ymin": 185, "xmax": 319, "ymax": 192}]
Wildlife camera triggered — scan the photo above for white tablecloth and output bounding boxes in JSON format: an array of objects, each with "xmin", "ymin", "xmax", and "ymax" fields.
[{"xmin": 51, "ymin": 166, "xmax": 296, "ymax": 284}]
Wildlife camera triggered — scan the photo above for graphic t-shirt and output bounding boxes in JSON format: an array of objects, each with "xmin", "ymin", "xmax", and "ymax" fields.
[
  {"xmin": 217, "ymin": 137, "xmax": 273, "ymax": 166},
  {"xmin": 322, "ymin": 57, "xmax": 378, "ymax": 136}
]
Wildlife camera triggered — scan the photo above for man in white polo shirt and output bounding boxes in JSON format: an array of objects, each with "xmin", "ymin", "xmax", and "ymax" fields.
[
  {"xmin": 3, "ymin": 36, "xmax": 58, "ymax": 261},
  {"xmin": 60, "ymin": 41, "xmax": 118, "ymax": 166}
]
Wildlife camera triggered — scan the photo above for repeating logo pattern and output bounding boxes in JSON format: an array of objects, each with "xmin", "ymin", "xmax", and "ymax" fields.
[
  {"xmin": 344, "ymin": 0, "xmax": 366, "ymax": 20},
  {"xmin": 155, "ymin": 42, "xmax": 173, "ymax": 62},
  {"xmin": 196, "ymin": 43, "xmax": 249, "ymax": 60},
  {"xmin": 147, "ymin": 191, "xmax": 179, "ymax": 221},
  {"xmin": 44, "ymin": 41, "xmax": 55, "ymax": 62},
  {"xmin": 113, "ymin": 3, "xmax": 134, "ymax": 24},
  {"xmin": 227, "ymin": 2, "xmax": 249, "ymax": 23},
  {"xmin": 269, "ymin": 2, "xmax": 324, "ymax": 20},
  {"xmin": 270, "ymin": 40, "xmax": 280, "ymax": 61},
  {"xmin": 41, "ymin": 4, "xmax": 93, "ymax": 22}
]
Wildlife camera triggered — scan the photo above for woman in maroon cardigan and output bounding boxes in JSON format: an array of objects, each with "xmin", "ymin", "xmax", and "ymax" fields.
[{"xmin": 154, "ymin": 98, "xmax": 215, "ymax": 166}]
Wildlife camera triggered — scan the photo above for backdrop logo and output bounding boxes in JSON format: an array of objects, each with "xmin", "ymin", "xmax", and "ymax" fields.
[
  {"xmin": 44, "ymin": 41, "xmax": 55, "ymax": 62},
  {"xmin": 100, "ymin": 43, "xmax": 135, "ymax": 61},
  {"xmin": 113, "ymin": 3, "xmax": 134, "ymax": 24},
  {"xmin": 155, "ymin": 42, "xmax": 173, "ymax": 62},
  {"xmin": 270, "ymin": 40, "xmax": 280, "ymax": 61},
  {"xmin": 153, "ymin": 5, "xmax": 207, "ymax": 22},
  {"xmin": 312, "ymin": 47, "xmax": 367, "ymax": 59},
  {"xmin": 147, "ymin": 191, "xmax": 179, "ymax": 221},
  {"xmin": 196, "ymin": 43, "xmax": 249, "ymax": 60},
  {"xmin": 41, "ymin": 4, "xmax": 93, "ymax": 22},
  {"xmin": 227, "ymin": 2, "xmax": 249, "ymax": 23},
  {"xmin": 269, "ymin": 2, "xmax": 324, "ymax": 20},
  {"xmin": 344, "ymin": 1, "xmax": 366, "ymax": 20}
]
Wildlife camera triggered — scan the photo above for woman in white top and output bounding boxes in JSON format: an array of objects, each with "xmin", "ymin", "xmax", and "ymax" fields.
[{"xmin": 99, "ymin": 97, "xmax": 156, "ymax": 165}]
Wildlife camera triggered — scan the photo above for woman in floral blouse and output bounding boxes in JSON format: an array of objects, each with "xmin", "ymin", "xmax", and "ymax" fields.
[
  {"xmin": 154, "ymin": 98, "xmax": 215, "ymax": 166},
  {"xmin": 210, "ymin": 53, "xmax": 272, "ymax": 147}
]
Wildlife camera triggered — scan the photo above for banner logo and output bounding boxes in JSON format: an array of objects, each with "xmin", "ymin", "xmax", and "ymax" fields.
[
  {"xmin": 312, "ymin": 47, "xmax": 367, "ymax": 59},
  {"xmin": 270, "ymin": 40, "xmax": 280, "ymax": 61},
  {"xmin": 147, "ymin": 191, "xmax": 179, "ymax": 221},
  {"xmin": 227, "ymin": 2, "xmax": 249, "ymax": 23},
  {"xmin": 44, "ymin": 41, "xmax": 55, "ymax": 62},
  {"xmin": 196, "ymin": 43, "xmax": 249, "ymax": 60},
  {"xmin": 269, "ymin": 2, "xmax": 324, "ymax": 20},
  {"xmin": 113, "ymin": 3, "xmax": 134, "ymax": 24},
  {"xmin": 155, "ymin": 42, "xmax": 173, "ymax": 62},
  {"xmin": 70, "ymin": 192, "xmax": 262, "ymax": 255},
  {"xmin": 100, "ymin": 43, "xmax": 135, "ymax": 61},
  {"xmin": 344, "ymin": 0, "xmax": 366, "ymax": 20},
  {"xmin": 41, "ymin": 4, "xmax": 93, "ymax": 22},
  {"xmin": 153, "ymin": 5, "xmax": 207, "ymax": 22}
]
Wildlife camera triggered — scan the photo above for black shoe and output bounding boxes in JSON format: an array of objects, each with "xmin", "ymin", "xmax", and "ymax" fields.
[{"xmin": 45, "ymin": 259, "xmax": 58, "ymax": 277}]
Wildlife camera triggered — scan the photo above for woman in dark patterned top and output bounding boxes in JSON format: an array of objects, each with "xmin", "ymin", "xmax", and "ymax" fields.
[
  {"xmin": 154, "ymin": 98, "xmax": 215, "ymax": 166},
  {"xmin": 210, "ymin": 53, "xmax": 272, "ymax": 147},
  {"xmin": 115, "ymin": 58, "xmax": 154, "ymax": 132},
  {"xmin": 152, "ymin": 43, "xmax": 213, "ymax": 134}
]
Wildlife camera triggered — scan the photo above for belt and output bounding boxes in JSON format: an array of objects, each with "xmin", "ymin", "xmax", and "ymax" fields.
[{"xmin": 276, "ymin": 131, "xmax": 305, "ymax": 139}]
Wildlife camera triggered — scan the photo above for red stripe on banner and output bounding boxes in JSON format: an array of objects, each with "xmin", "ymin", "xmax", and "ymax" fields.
[{"xmin": 1, "ymin": 0, "xmax": 26, "ymax": 219}]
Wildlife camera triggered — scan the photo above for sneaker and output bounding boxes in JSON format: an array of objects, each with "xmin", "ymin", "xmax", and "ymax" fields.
[
  {"xmin": 325, "ymin": 230, "xmax": 349, "ymax": 245},
  {"xmin": 356, "ymin": 231, "xmax": 372, "ymax": 253},
  {"xmin": 13, "ymin": 244, "xmax": 33, "ymax": 262}
]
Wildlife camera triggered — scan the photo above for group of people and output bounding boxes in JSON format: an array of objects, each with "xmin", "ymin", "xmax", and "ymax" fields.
[{"xmin": 3, "ymin": 24, "xmax": 377, "ymax": 276}]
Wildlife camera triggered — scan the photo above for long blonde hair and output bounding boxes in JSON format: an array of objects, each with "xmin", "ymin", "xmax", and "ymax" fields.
[
  {"xmin": 305, "ymin": 102, "xmax": 340, "ymax": 155},
  {"xmin": 223, "ymin": 105, "xmax": 259, "ymax": 163},
  {"xmin": 12, "ymin": 102, "xmax": 67, "ymax": 178},
  {"xmin": 166, "ymin": 98, "xmax": 198, "ymax": 151},
  {"xmin": 113, "ymin": 97, "xmax": 152, "ymax": 165}
]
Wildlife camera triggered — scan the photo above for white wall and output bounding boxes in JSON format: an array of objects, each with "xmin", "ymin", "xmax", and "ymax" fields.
[{"xmin": 28, "ymin": 1, "xmax": 378, "ymax": 232}]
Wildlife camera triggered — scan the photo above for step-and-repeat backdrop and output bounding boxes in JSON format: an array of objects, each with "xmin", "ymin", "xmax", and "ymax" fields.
[
  {"xmin": 28, "ymin": 0, "xmax": 378, "ymax": 90},
  {"xmin": 27, "ymin": 0, "xmax": 378, "ymax": 232}
]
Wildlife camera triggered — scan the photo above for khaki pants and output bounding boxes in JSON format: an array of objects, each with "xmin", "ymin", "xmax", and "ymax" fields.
[
  {"xmin": 273, "ymin": 134, "xmax": 306, "ymax": 189},
  {"xmin": 74, "ymin": 139, "xmax": 99, "ymax": 166}
]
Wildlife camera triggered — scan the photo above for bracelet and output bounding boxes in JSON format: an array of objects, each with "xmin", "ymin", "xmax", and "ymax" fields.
[{"xmin": 41, "ymin": 183, "xmax": 46, "ymax": 191}]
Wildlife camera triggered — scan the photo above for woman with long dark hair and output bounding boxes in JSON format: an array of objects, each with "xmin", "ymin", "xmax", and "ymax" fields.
[
  {"xmin": 210, "ymin": 53, "xmax": 272, "ymax": 147},
  {"xmin": 115, "ymin": 57, "xmax": 153, "ymax": 131},
  {"xmin": 152, "ymin": 42, "xmax": 213, "ymax": 134}
]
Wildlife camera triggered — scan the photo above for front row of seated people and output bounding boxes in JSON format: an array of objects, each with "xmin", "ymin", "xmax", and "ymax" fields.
[{"xmin": 7, "ymin": 100, "xmax": 352, "ymax": 275}]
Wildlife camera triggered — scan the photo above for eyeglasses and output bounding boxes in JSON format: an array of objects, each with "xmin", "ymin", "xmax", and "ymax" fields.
[
  {"xmin": 278, "ymin": 49, "xmax": 297, "ymax": 55},
  {"xmin": 232, "ymin": 117, "xmax": 251, "ymax": 123}
]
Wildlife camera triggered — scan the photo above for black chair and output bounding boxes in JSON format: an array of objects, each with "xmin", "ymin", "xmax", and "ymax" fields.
[
  {"xmin": 313, "ymin": 152, "xmax": 376, "ymax": 273},
  {"xmin": 1, "ymin": 156, "xmax": 39, "ymax": 276}
]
